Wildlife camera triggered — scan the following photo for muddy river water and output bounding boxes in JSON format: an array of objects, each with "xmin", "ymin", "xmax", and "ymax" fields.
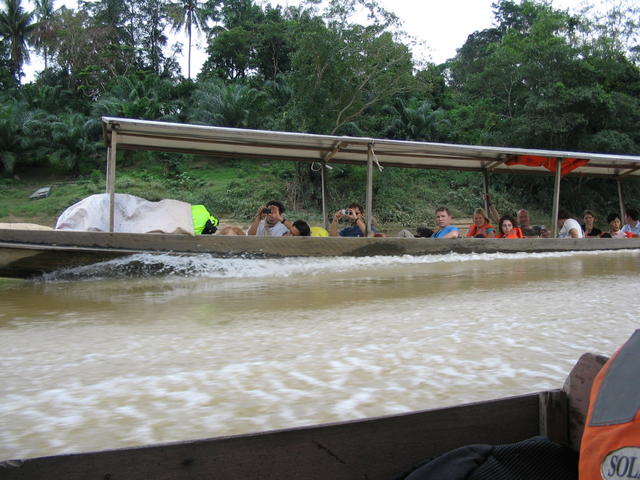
[{"xmin": 1, "ymin": 250, "xmax": 639, "ymax": 460}]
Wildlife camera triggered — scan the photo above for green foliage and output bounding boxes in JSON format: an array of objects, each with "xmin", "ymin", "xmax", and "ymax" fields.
[
  {"xmin": 187, "ymin": 78, "xmax": 273, "ymax": 128},
  {"xmin": 44, "ymin": 112, "xmax": 101, "ymax": 173},
  {"xmin": 382, "ymin": 98, "xmax": 449, "ymax": 142},
  {"xmin": 92, "ymin": 72, "xmax": 183, "ymax": 119},
  {"xmin": 0, "ymin": 97, "xmax": 44, "ymax": 175},
  {"xmin": 201, "ymin": 1, "xmax": 292, "ymax": 81},
  {"xmin": 0, "ymin": 0, "xmax": 35, "ymax": 82},
  {"xmin": 286, "ymin": 6, "xmax": 414, "ymax": 135},
  {"xmin": 32, "ymin": 0, "xmax": 55, "ymax": 70},
  {"xmin": 0, "ymin": 176, "xmax": 103, "ymax": 225},
  {"xmin": 3, "ymin": 0, "xmax": 640, "ymax": 227},
  {"xmin": 447, "ymin": 0, "xmax": 640, "ymax": 153}
]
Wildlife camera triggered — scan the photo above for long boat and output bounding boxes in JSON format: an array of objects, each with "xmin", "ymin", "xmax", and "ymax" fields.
[
  {"xmin": 2, "ymin": 116, "xmax": 640, "ymax": 278},
  {"xmin": 0, "ymin": 352, "xmax": 606, "ymax": 479}
]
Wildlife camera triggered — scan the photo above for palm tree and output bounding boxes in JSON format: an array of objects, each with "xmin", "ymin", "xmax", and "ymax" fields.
[
  {"xmin": 46, "ymin": 112, "xmax": 99, "ymax": 173},
  {"xmin": 188, "ymin": 78, "xmax": 272, "ymax": 128},
  {"xmin": 0, "ymin": 0, "xmax": 35, "ymax": 82},
  {"xmin": 167, "ymin": 0, "xmax": 207, "ymax": 79},
  {"xmin": 0, "ymin": 99, "xmax": 43, "ymax": 175},
  {"xmin": 32, "ymin": 0, "xmax": 55, "ymax": 70},
  {"xmin": 383, "ymin": 98, "xmax": 447, "ymax": 142},
  {"xmin": 92, "ymin": 73, "xmax": 180, "ymax": 120}
]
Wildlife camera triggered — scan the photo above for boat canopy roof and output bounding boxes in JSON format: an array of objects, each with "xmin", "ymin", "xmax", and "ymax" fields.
[{"xmin": 102, "ymin": 116, "xmax": 640, "ymax": 178}]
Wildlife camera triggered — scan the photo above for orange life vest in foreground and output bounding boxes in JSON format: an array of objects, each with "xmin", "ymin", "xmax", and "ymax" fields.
[
  {"xmin": 579, "ymin": 329, "xmax": 640, "ymax": 480},
  {"xmin": 496, "ymin": 228, "xmax": 524, "ymax": 239},
  {"xmin": 466, "ymin": 223, "xmax": 494, "ymax": 238}
]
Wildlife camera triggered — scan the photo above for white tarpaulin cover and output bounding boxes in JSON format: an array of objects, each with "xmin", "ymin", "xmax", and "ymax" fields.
[{"xmin": 55, "ymin": 193, "xmax": 194, "ymax": 235}]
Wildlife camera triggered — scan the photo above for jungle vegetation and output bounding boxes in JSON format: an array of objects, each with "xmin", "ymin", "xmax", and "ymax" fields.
[{"xmin": 1, "ymin": 0, "xmax": 640, "ymax": 227}]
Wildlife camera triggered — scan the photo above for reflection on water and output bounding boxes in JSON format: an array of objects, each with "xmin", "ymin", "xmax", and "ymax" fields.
[{"xmin": 1, "ymin": 250, "xmax": 639, "ymax": 460}]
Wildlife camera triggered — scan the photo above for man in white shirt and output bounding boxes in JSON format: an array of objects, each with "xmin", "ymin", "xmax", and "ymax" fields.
[
  {"xmin": 557, "ymin": 209, "xmax": 584, "ymax": 238},
  {"xmin": 621, "ymin": 208, "xmax": 640, "ymax": 237},
  {"xmin": 247, "ymin": 200, "xmax": 290, "ymax": 236}
]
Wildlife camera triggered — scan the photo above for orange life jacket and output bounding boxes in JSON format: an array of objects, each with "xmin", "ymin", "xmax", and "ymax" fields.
[
  {"xmin": 496, "ymin": 228, "xmax": 524, "ymax": 239},
  {"xmin": 579, "ymin": 330, "xmax": 640, "ymax": 480},
  {"xmin": 466, "ymin": 223, "xmax": 494, "ymax": 238}
]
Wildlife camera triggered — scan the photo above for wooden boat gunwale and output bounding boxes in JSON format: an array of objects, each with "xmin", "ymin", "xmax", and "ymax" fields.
[{"xmin": 0, "ymin": 389, "xmax": 565, "ymax": 479}]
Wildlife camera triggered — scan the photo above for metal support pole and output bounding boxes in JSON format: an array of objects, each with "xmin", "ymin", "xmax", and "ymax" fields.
[
  {"xmin": 321, "ymin": 162, "xmax": 329, "ymax": 230},
  {"xmin": 366, "ymin": 144, "xmax": 374, "ymax": 236},
  {"xmin": 106, "ymin": 131, "xmax": 117, "ymax": 233},
  {"xmin": 482, "ymin": 170, "xmax": 490, "ymax": 214},
  {"xmin": 551, "ymin": 159, "xmax": 562, "ymax": 238},
  {"xmin": 617, "ymin": 179, "xmax": 626, "ymax": 220}
]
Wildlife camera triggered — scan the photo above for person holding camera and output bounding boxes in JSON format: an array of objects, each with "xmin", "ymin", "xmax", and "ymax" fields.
[
  {"xmin": 329, "ymin": 202, "xmax": 370, "ymax": 237},
  {"xmin": 247, "ymin": 200, "xmax": 289, "ymax": 236}
]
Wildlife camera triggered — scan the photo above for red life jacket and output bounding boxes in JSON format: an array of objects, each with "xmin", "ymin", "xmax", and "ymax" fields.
[
  {"xmin": 496, "ymin": 228, "xmax": 524, "ymax": 239},
  {"xmin": 466, "ymin": 223, "xmax": 494, "ymax": 238},
  {"xmin": 579, "ymin": 330, "xmax": 640, "ymax": 480}
]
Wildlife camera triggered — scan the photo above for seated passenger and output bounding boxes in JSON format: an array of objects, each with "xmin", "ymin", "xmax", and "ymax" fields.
[
  {"xmin": 496, "ymin": 215, "xmax": 524, "ymax": 238},
  {"xmin": 581, "ymin": 210, "xmax": 602, "ymax": 238},
  {"xmin": 218, "ymin": 225, "xmax": 245, "ymax": 235},
  {"xmin": 557, "ymin": 210, "xmax": 584, "ymax": 238},
  {"xmin": 466, "ymin": 208, "xmax": 495, "ymax": 238},
  {"xmin": 329, "ymin": 202, "xmax": 374, "ymax": 237},
  {"xmin": 432, "ymin": 207, "xmax": 460, "ymax": 238},
  {"xmin": 247, "ymin": 200, "xmax": 288, "ymax": 237},
  {"xmin": 415, "ymin": 227, "xmax": 434, "ymax": 238},
  {"xmin": 601, "ymin": 213, "xmax": 629, "ymax": 238},
  {"xmin": 486, "ymin": 195, "xmax": 546, "ymax": 237},
  {"xmin": 397, "ymin": 226, "xmax": 434, "ymax": 238},
  {"xmin": 621, "ymin": 208, "xmax": 640, "ymax": 237},
  {"xmin": 517, "ymin": 209, "xmax": 549, "ymax": 237},
  {"xmin": 310, "ymin": 226, "xmax": 330, "ymax": 237},
  {"xmin": 284, "ymin": 219, "xmax": 311, "ymax": 236},
  {"xmin": 191, "ymin": 205, "xmax": 219, "ymax": 235}
]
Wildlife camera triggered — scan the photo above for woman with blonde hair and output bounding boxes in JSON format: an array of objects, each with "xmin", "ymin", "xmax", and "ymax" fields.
[{"xmin": 466, "ymin": 207, "xmax": 495, "ymax": 238}]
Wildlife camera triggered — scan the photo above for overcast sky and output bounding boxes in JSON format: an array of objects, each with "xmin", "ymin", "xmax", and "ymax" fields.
[{"xmin": 23, "ymin": 0, "xmax": 602, "ymax": 80}]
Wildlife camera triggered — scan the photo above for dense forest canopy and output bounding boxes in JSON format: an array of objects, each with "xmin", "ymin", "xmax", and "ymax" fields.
[{"xmin": 1, "ymin": 0, "xmax": 640, "ymax": 221}]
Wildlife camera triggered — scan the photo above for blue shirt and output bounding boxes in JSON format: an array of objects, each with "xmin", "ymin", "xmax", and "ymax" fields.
[
  {"xmin": 432, "ymin": 225, "xmax": 459, "ymax": 238},
  {"xmin": 339, "ymin": 225, "xmax": 375, "ymax": 237},
  {"xmin": 621, "ymin": 221, "xmax": 640, "ymax": 235}
]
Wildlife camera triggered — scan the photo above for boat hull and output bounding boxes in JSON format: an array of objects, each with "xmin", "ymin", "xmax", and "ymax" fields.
[
  {"xmin": 0, "ymin": 390, "xmax": 564, "ymax": 480},
  {"xmin": 1, "ymin": 228, "xmax": 639, "ymax": 278}
]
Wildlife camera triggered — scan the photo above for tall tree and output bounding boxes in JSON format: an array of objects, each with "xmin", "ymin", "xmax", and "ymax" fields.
[
  {"xmin": 0, "ymin": 0, "xmax": 34, "ymax": 82},
  {"xmin": 137, "ymin": 0, "xmax": 169, "ymax": 74},
  {"xmin": 80, "ymin": 0, "xmax": 138, "ymax": 71},
  {"xmin": 32, "ymin": 0, "xmax": 55, "ymax": 70},
  {"xmin": 167, "ymin": 0, "xmax": 209, "ymax": 78},
  {"xmin": 201, "ymin": 0, "xmax": 291, "ymax": 81},
  {"xmin": 287, "ymin": 2, "xmax": 414, "ymax": 135}
]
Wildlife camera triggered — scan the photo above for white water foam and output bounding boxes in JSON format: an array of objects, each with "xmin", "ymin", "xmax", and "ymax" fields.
[
  {"xmin": 40, "ymin": 249, "xmax": 640, "ymax": 282},
  {"xmin": 3, "ymin": 252, "xmax": 640, "ymax": 460}
]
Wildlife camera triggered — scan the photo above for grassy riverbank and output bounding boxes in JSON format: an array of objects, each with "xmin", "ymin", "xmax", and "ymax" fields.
[{"xmin": 0, "ymin": 154, "xmax": 592, "ymax": 230}]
